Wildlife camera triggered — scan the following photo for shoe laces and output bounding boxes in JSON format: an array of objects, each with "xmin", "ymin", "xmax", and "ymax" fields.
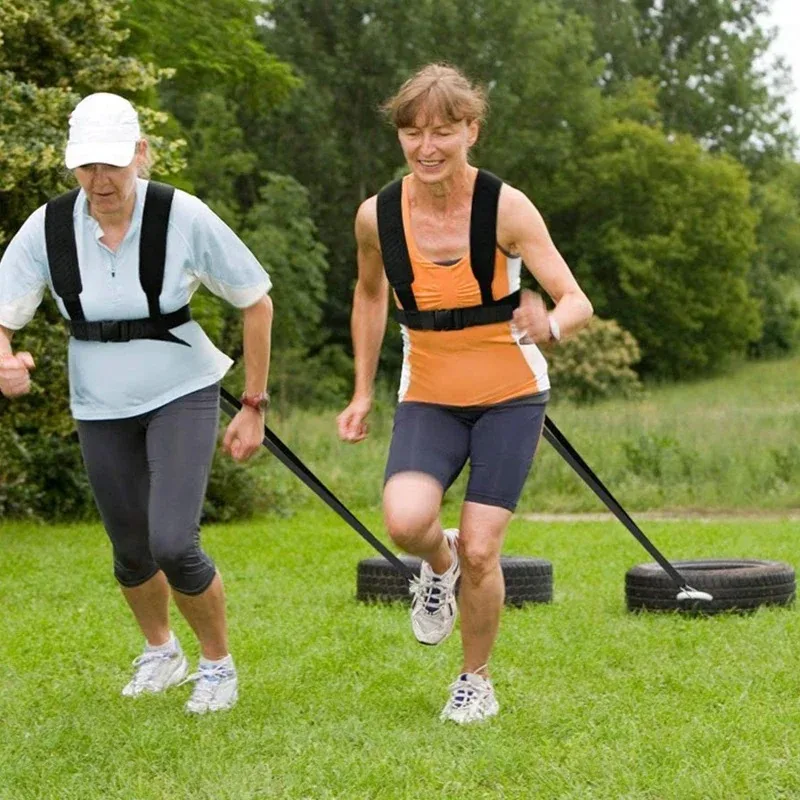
[
  {"xmin": 409, "ymin": 572, "xmax": 449, "ymax": 614},
  {"xmin": 129, "ymin": 650, "xmax": 176, "ymax": 690},
  {"xmin": 182, "ymin": 663, "xmax": 234, "ymax": 702},
  {"xmin": 448, "ymin": 672, "xmax": 490, "ymax": 709}
]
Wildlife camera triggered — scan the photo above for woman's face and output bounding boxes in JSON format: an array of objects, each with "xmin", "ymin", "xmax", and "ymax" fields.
[
  {"xmin": 397, "ymin": 113, "xmax": 478, "ymax": 184},
  {"xmin": 73, "ymin": 141, "xmax": 145, "ymax": 217}
]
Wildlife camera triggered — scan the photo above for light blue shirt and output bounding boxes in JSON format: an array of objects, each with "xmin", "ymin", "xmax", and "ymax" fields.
[{"xmin": 0, "ymin": 179, "xmax": 271, "ymax": 420}]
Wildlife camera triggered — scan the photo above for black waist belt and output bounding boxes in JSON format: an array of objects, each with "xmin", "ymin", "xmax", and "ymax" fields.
[
  {"xmin": 394, "ymin": 290, "xmax": 520, "ymax": 331},
  {"xmin": 68, "ymin": 305, "xmax": 192, "ymax": 345}
]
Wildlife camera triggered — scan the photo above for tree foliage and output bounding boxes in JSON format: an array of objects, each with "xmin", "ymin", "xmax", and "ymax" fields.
[
  {"xmin": 564, "ymin": 0, "xmax": 796, "ymax": 166},
  {"xmin": 0, "ymin": 0, "xmax": 183, "ymax": 519},
  {"xmin": 0, "ymin": 0, "xmax": 185, "ymax": 246},
  {"xmin": 561, "ymin": 120, "xmax": 761, "ymax": 378},
  {"xmin": 2, "ymin": 0, "xmax": 798, "ymax": 521}
]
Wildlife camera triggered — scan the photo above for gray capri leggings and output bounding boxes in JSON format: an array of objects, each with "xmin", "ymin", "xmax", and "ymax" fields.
[{"xmin": 76, "ymin": 382, "xmax": 220, "ymax": 595}]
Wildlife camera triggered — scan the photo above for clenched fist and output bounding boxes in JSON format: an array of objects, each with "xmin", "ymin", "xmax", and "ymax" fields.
[
  {"xmin": 0, "ymin": 352, "xmax": 36, "ymax": 398},
  {"xmin": 512, "ymin": 289, "xmax": 551, "ymax": 344}
]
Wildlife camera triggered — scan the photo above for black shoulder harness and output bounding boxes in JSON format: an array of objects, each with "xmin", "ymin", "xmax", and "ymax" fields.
[
  {"xmin": 376, "ymin": 169, "xmax": 520, "ymax": 331},
  {"xmin": 44, "ymin": 181, "xmax": 191, "ymax": 346}
]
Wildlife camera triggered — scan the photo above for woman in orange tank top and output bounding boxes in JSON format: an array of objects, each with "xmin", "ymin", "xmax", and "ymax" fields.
[{"xmin": 337, "ymin": 64, "xmax": 593, "ymax": 724}]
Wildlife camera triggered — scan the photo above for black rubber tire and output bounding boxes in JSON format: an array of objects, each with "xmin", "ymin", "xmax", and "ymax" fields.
[
  {"xmin": 356, "ymin": 555, "xmax": 553, "ymax": 607},
  {"xmin": 625, "ymin": 559, "xmax": 796, "ymax": 614}
]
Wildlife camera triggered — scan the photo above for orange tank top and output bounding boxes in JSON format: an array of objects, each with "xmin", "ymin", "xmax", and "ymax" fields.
[{"xmin": 395, "ymin": 175, "xmax": 549, "ymax": 406}]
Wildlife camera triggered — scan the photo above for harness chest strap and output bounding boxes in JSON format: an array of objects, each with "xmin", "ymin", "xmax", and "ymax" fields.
[
  {"xmin": 376, "ymin": 169, "xmax": 520, "ymax": 331},
  {"xmin": 43, "ymin": 181, "xmax": 191, "ymax": 346}
]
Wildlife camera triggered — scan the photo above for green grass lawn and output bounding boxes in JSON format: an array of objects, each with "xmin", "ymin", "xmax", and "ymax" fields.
[{"xmin": 3, "ymin": 508, "xmax": 800, "ymax": 799}]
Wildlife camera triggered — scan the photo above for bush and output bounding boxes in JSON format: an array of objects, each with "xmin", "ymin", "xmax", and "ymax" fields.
[
  {"xmin": 747, "ymin": 263, "xmax": 800, "ymax": 358},
  {"xmin": 546, "ymin": 317, "xmax": 641, "ymax": 404}
]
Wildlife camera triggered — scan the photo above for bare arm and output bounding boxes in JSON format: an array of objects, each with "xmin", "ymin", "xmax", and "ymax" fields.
[
  {"xmin": 241, "ymin": 293, "xmax": 273, "ymax": 397},
  {"xmin": 499, "ymin": 186, "xmax": 593, "ymax": 343},
  {"xmin": 351, "ymin": 197, "xmax": 390, "ymax": 401},
  {"xmin": 337, "ymin": 196, "xmax": 389, "ymax": 442},
  {"xmin": 221, "ymin": 293, "xmax": 273, "ymax": 462}
]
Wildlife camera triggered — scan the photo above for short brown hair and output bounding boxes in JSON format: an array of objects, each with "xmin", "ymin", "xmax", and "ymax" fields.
[{"xmin": 382, "ymin": 63, "xmax": 487, "ymax": 129}]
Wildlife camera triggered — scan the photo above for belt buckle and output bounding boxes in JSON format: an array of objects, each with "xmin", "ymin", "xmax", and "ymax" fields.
[
  {"xmin": 100, "ymin": 321, "xmax": 121, "ymax": 342},
  {"xmin": 433, "ymin": 309, "xmax": 453, "ymax": 331}
]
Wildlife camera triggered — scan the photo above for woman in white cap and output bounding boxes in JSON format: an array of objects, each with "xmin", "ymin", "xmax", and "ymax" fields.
[{"xmin": 0, "ymin": 92, "xmax": 274, "ymax": 714}]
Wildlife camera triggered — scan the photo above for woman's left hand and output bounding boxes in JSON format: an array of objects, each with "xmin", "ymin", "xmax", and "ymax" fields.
[{"xmin": 222, "ymin": 408, "xmax": 264, "ymax": 462}]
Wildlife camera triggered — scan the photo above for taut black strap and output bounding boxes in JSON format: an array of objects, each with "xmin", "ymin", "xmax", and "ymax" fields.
[
  {"xmin": 139, "ymin": 182, "xmax": 175, "ymax": 318},
  {"xmin": 218, "ymin": 387, "xmax": 415, "ymax": 580},
  {"xmin": 376, "ymin": 179, "xmax": 417, "ymax": 311},
  {"xmin": 44, "ymin": 188, "xmax": 84, "ymax": 322},
  {"xmin": 469, "ymin": 169, "xmax": 502, "ymax": 305},
  {"xmin": 542, "ymin": 416, "xmax": 691, "ymax": 592}
]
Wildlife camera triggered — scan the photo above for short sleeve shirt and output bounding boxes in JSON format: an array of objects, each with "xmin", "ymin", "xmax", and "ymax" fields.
[{"xmin": 0, "ymin": 179, "xmax": 271, "ymax": 420}]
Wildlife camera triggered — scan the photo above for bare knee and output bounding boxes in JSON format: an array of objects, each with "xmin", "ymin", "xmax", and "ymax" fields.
[
  {"xmin": 383, "ymin": 473, "xmax": 442, "ymax": 550},
  {"xmin": 383, "ymin": 506, "xmax": 439, "ymax": 549},
  {"xmin": 459, "ymin": 541, "xmax": 501, "ymax": 583}
]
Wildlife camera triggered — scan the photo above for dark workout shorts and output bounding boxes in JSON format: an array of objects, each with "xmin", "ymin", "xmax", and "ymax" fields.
[{"xmin": 384, "ymin": 393, "xmax": 548, "ymax": 512}]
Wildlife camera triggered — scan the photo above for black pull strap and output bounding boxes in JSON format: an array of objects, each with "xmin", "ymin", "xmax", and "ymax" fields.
[
  {"xmin": 139, "ymin": 182, "xmax": 175, "ymax": 319},
  {"xmin": 542, "ymin": 415, "xmax": 690, "ymax": 591},
  {"xmin": 218, "ymin": 387, "xmax": 415, "ymax": 580},
  {"xmin": 469, "ymin": 170, "xmax": 502, "ymax": 305},
  {"xmin": 44, "ymin": 188, "xmax": 84, "ymax": 321},
  {"xmin": 377, "ymin": 179, "xmax": 417, "ymax": 311}
]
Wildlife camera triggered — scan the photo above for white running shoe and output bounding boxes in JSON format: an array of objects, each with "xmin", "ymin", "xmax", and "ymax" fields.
[
  {"xmin": 409, "ymin": 528, "xmax": 460, "ymax": 646},
  {"xmin": 121, "ymin": 645, "xmax": 188, "ymax": 697},
  {"xmin": 183, "ymin": 661, "xmax": 238, "ymax": 714},
  {"xmin": 440, "ymin": 672, "xmax": 500, "ymax": 724}
]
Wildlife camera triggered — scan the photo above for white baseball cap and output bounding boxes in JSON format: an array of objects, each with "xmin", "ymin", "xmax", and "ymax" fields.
[{"xmin": 65, "ymin": 93, "xmax": 141, "ymax": 169}]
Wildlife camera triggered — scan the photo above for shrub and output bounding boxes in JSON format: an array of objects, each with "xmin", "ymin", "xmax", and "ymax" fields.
[{"xmin": 546, "ymin": 317, "xmax": 641, "ymax": 404}]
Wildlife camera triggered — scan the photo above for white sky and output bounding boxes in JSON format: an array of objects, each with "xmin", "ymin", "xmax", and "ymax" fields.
[{"xmin": 766, "ymin": 0, "xmax": 800, "ymax": 136}]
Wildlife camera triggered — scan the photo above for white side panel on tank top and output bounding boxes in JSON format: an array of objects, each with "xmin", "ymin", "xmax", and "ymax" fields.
[{"xmin": 398, "ymin": 324, "xmax": 412, "ymax": 401}]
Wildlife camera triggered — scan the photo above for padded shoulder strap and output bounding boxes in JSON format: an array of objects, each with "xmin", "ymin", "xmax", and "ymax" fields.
[
  {"xmin": 139, "ymin": 181, "xmax": 175, "ymax": 318},
  {"xmin": 376, "ymin": 179, "xmax": 417, "ymax": 311},
  {"xmin": 44, "ymin": 188, "xmax": 84, "ymax": 321},
  {"xmin": 469, "ymin": 169, "xmax": 503, "ymax": 305}
]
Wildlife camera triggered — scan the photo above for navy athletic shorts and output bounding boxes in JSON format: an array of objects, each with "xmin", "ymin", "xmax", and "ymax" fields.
[{"xmin": 384, "ymin": 395, "xmax": 547, "ymax": 512}]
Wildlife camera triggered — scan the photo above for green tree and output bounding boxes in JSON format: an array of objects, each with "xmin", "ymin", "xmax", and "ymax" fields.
[
  {"xmin": 748, "ymin": 161, "xmax": 800, "ymax": 356},
  {"xmin": 560, "ymin": 120, "xmax": 761, "ymax": 378},
  {"xmin": 122, "ymin": 0, "xmax": 298, "ymax": 218},
  {"xmin": 0, "ymin": 0, "xmax": 181, "ymax": 519},
  {"xmin": 564, "ymin": 0, "xmax": 796, "ymax": 166}
]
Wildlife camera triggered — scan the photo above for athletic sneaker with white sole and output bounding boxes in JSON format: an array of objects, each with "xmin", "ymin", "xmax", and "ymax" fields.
[
  {"xmin": 183, "ymin": 660, "xmax": 238, "ymax": 714},
  {"xmin": 121, "ymin": 643, "xmax": 188, "ymax": 697},
  {"xmin": 409, "ymin": 528, "xmax": 460, "ymax": 646},
  {"xmin": 440, "ymin": 672, "xmax": 499, "ymax": 724}
]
